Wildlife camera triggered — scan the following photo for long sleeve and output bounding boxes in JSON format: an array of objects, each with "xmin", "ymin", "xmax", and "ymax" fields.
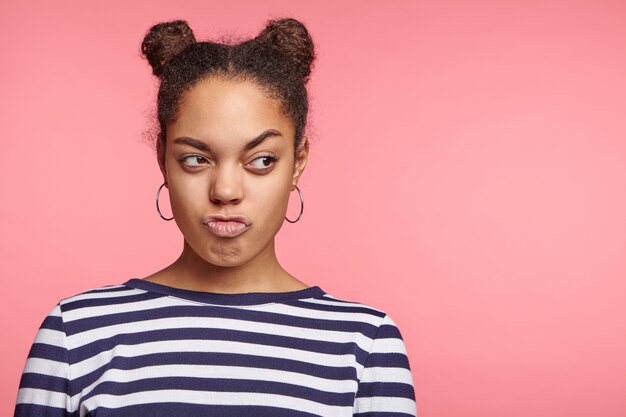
[
  {"xmin": 353, "ymin": 314, "xmax": 417, "ymax": 416},
  {"xmin": 14, "ymin": 302, "xmax": 71, "ymax": 417}
]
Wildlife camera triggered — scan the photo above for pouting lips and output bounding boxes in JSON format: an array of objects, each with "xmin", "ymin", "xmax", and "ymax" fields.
[{"xmin": 204, "ymin": 220, "xmax": 248, "ymax": 238}]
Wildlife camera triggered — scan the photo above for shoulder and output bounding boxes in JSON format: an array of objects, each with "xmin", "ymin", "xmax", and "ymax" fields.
[
  {"xmin": 311, "ymin": 292, "xmax": 411, "ymax": 366},
  {"xmin": 310, "ymin": 290, "xmax": 405, "ymax": 337},
  {"xmin": 29, "ymin": 282, "xmax": 143, "ymax": 344},
  {"xmin": 307, "ymin": 290, "xmax": 387, "ymax": 319},
  {"xmin": 51, "ymin": 281, "xmax": 158, "ymax": 321},
  {"xmin": 60, "ymin": 281, "xmax": 134, "ymax": 300}
]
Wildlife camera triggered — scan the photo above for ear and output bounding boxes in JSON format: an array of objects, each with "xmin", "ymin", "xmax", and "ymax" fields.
[
  {"xmin": 156, "ymin": 138, "xmax": 168, "ymax": 186},
  {"xmin": 291, "ymin": 136, "xmax": 309, "ymax": 189}
]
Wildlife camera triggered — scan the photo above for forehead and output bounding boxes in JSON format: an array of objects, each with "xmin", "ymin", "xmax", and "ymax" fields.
[{"xmin": 166, "ymin": 77, "xmax": 294, "ymax": 147}]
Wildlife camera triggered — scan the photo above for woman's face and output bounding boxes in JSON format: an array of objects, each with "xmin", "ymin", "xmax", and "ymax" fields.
[{"xmin": 159, "ymin": 77, "xmax": 308, "ymax": 267}]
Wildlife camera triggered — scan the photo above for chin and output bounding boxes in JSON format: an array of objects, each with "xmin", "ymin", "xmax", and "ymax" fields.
[{"xmin": 204, "ymin": 249, "xmax": 249, "ymax": 267}]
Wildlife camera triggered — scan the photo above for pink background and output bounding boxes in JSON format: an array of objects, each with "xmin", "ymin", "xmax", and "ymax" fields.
[{"xmin": 2, "ymin": 1, "xmax": 626, "ymax": 416}]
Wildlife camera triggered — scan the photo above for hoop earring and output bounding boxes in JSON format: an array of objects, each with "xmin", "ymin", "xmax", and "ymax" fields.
[
  {"xmin": 156, "ymin": 182, "xmax": 174, "ymax": 221},
  {"xmin": 285, "ymin": 184, "xmax": 304, "ymax": 223}
]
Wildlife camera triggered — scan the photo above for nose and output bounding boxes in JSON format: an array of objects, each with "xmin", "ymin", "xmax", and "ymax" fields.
[{"xmin": 209, "ymin": 163, "xmax": 243, "ymax": 205}]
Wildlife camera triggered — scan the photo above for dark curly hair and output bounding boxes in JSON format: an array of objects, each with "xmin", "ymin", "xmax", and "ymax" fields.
[{"xmin": 140, "ymin": 18, "xmax": 316, "ymax": 167}]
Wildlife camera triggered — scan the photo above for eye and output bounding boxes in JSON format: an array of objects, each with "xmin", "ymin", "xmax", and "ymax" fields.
[
  {"xmin": 248, "ymin": 154, "xmax": 278, "ymax": 171},
  {"xmin": 179, "ymin": 154, "xmax": 208, "ymax": 168}
]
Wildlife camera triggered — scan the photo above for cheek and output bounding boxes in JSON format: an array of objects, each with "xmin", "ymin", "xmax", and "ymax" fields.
[
  {"xmin": 248, "ymin": 178, "xmax": 291, "ymax": 221},
  {"xmin": 168, "ymin": 178, "xmax": 205, "ymax": 222},
  {"xmin": 251, "ymin": 182, "xmax": 289, "ymax": 215}
]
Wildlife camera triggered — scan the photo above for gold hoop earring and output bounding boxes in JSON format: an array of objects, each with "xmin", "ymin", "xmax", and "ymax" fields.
[
  {"xmin": 156, "ymin": 182, "xmax": 174, "ymax": 221},
  {"xmin": 285, "ymin": 184, "xmax": 304, "ymax": 223}
]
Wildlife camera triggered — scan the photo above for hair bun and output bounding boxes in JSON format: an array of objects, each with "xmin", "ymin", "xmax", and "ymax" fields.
[
  {"xmin": 255, "ymin": 18, "xmax": 316, "ymax": 81},
  {"xmin": 141, "ymin": 20, "xmax": 196, "ymax": 77}
]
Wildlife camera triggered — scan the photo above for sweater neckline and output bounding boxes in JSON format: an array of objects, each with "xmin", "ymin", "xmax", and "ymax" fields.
[{"xmin": 123, "ymin": 278, "xmax": 326, "ymax": 306}]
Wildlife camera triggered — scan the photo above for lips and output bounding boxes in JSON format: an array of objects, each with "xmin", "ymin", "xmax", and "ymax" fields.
[{"xmin": 202, "ymin": 214, "xmax": 251, "ymax": 238}]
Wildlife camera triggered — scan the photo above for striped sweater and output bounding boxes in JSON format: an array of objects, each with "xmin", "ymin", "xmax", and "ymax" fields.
[{"xmin": 14, "ymin": 278, "xmax": 417, "ymax": 416}]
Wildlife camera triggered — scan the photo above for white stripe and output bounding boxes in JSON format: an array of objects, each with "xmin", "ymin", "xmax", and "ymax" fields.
[
  {"xmin": 62, "ymin": 288, "xmax": 146, "ymax": 304},
  {"xmin": 370, "ymin": 337, "xmax": 408, "ymax": 355},
  {"xmin": 228, "ymin": 302, "xmax": 384, "ymax": 326},
  {"xmin": 16, "ymin": 387, "xmax": 69, "ymax": 410},
  {"xmin": 66, "ymin": 316, "xmax": 374, "ymax": 352},
  {"xmin": 359, "ymin": 367, "xmax": 415, "ymax": 385},
  {"xmin": 76, "ymin": 363, "xmax": 358, "ymax": 399},
  {"xmin": 23, "ymin": 357, "xmax": 68, "ymax": 378},
  {"xmin": 79, "ymin": 390, "xmax": 352, "ymax": 417},
  {"xmin": 63, "ymin": 296, "xmax": 182, "ymax": 322},
  {"xmin": 70, "ymin": 339, "xmax": 358, "ymax": 379},
  {"xmin": 353, "ymin": 396, "xmax": 417, "ymax": 414},
  {"xmin": 33, "ymin": 328, "xmax": 66, "ymax": 348}
]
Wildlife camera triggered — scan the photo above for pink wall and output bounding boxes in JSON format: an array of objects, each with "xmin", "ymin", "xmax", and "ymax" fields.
[{"xmin": 2, "ymin": 1, "xmax": 626, "ymax": 416}]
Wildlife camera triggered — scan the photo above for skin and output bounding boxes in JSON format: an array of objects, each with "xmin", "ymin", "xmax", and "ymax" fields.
[{"xmin": 143, "ymin": 76, "xmax": 310, "ymax": 294}]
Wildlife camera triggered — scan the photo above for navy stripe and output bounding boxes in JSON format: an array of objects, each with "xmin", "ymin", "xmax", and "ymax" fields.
[
  {"xmin": 62, "ymin": 291, "xmax": 164, "ymax": 312},
  {"xmin": 70, "ymin": 326, "xmax": 368, "ymax": 364},
  {"xmin": 71, "ymin": 351, "xmax": 358, "ymax": 397},
  {"xmin": 40, "ymin": 314, "xmax": 64, "ymax": 332},
  {"xmin": 285, "ymin": 299, "xmax": 386, "ymax": 317},
  {"xmin": 366, "ymin": 352, "xmax": 411, "ymax": 368},
  {"xmin": 19, "ymin": 373, "xmax": 68, "ymax": 392},
  {"xmin": 64, "ymin": 304, "xmax": 379, "ymax": 337},
  {"xmin": 356, "ymin": 382, "xmax": 417, "ymax": 400},
  {"xmin": 28, "ymin": 343, "xmax": 67, "ymax": 362},
  {"xmin": 80, "ymin": 376, "xmax": 355, "ymax": 406},
  {"xmin": 14, "ymin": 404, "xmax": 69, "ymax": 417}
]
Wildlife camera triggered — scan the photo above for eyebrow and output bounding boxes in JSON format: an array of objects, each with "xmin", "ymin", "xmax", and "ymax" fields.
[{"xmin": 172, "ymin": 129, "xmax": 282, "ymax": 153}]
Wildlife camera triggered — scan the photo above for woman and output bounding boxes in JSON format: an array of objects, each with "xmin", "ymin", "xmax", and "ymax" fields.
[{"xmin": 14, "ymin": 17, "xmax": 417, "ymax": 416}]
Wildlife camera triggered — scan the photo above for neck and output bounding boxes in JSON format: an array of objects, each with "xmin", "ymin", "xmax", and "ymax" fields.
[{"xmin": 151, "ymin": 238, "xmax": 305, "ymax": 293}]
